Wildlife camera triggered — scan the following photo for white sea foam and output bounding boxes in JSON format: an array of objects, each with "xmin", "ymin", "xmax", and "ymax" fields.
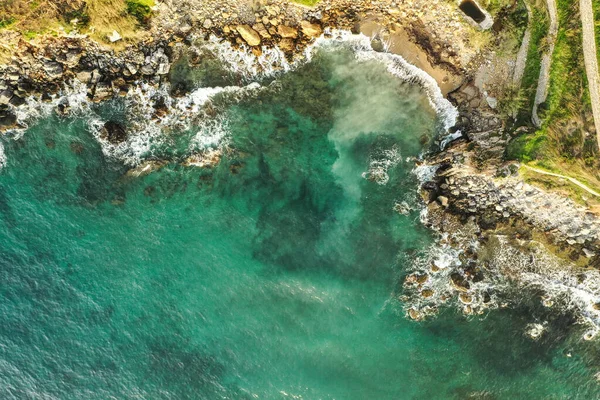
[
  {"xmin": 6, "ymin": 79, "xmax": 262, "ymax": 166},
  {"xmin": 208, "ymin": 29, "xmax": 458, "ymax": 133},
  {"xmin": 362, "ymin": 145, "xmax": 402, "ymax": 185},
  {"xmin": 0, "ymin": 142, "xmax": 6, "ymax": 170},
  {"xmin": 412, "ymin": 164, "xmax": 440, "ymax": 183},
  {"xmin": 405, "ymin": 219, "xmax": 600, "ymax": 339},
  {"xmin": 6, "ymin": 29, "xmax": 457, "ymax": 168},
  {"xmin": 204, "ymin": 35, "xmax": 294, "ymax": 78}
]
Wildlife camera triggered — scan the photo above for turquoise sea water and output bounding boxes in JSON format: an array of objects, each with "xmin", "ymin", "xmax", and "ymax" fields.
[{"xmin": 1, "ymin": 47, "xmax": 600, "ymax": 399}]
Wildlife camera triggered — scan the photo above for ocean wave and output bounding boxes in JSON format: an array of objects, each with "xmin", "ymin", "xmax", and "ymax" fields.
[{"xmin": 6, "ymin": 80, "xmax": 262, "ymax": 166}]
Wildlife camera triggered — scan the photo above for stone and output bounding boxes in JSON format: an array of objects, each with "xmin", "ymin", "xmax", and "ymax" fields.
[
  {"xmin": 108, "ymin": 30, "xmax": 122, "ymax": 43},
  {"xmin": 93, "ymin": 82, "xmax": 113, "ymax": 101},
  {"xmin": 100, "ymin": 121, "xmax": 127, "ymax": 144},
  {"xmin": 278, "ymin": 38, "xmax": 295, "ymax": 53},
  {"xmin": 421, "ymin": 289, "xmax": 434, "ymax": 298},
  {"xmin": 277, "ymin": 25, "xmax": 298, "ymax": 39},
  {"xmin": 0, "ymin": 90, "xmax": 12, "ymax": 105},
  {"xmin": 65, "ymin": 50, "xmax": 81, "ymax": 66},
  {"xmin": 583, "ymin": 248, "xmax": 596, "ymax": 258},
  {"xmin": 125, "ymin": 63, "xmax": 138, "ymax": 76},
  {"xmin": 141, "ymin": 64, "xmax": 155, "ymax": 75},
  {"xmin": 9, "ymin": 95, "xmax": 24, "ymax": 106},
  {"xmin": 450, "ymin": 273, "xmax": 470, "ymax": 292},
  {"xmin": 183, "ymin": 149, "xmax": 222, "ymax": 168},
  {"xmin": 236, "ymin": 25, "xmax": 261, "ymax": 46},
  {"xmin": 76, "ymin": 70, "xmax": 93, "ymax": 84},
  {"xmin": 408, "ymin": 308, "xmax": 421, "ymax": 321},
  {"xmin": 300, "ymin": 20, "xmax": 322, "ymax": 38},
  {"xmin": 203, "ymin": 19, "xmax": 213, "ymax": 29},
  {"xmin": 0, "ymin": 108, "xmax": 16, "ymax": 128},
  {"xmin": 252, "ymin": 23, "xmax": 271, "ymax": 39},
  {"xmin": 437, "ymin": 196, "xmax": 449, "ymax": 207},
  {"xmin": 265, "ymin": 5, "xmax": 280, "ymax": 16},
  {"xmin": 126, "ymin": 160, "xmax": 166, "ymax": 177},
  {"xmin": 156, "ymin": 62, "xmax": 170, "ymax": 75},
  {"xmin": 459, "ymin": 293, "xmax": 473, "ymax": 304},
  {"xmin": 370, "ymin": 38, "xmax": 385, "ymax": 52},
  {"xmin": 43, "ymin": 61, "xmax": 63, "ymax": 79}
]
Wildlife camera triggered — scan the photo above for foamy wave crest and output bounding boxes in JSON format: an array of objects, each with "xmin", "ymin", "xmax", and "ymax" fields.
[
  {"xmin": 7, "ymin": 79, "xmax": 262, "ymax": 166},
  {"xmin": 208, "ymin": 29, "xmax": 458, "ymax": 132},
  {"xmin": 362, "ymin": 145, "xmax": 402, "ymax": 185},
  {"xmin": 404, "ymin": 223, "xmax": 600, "ymax": 340},
  {"xmin": 12, "ymin": 81, "xmax": 92, "ymax": 132},
  {"xmin": 205, "ymin": 35, "xmax": 295, "ymax": 78},
  {"xmin": 95, "ymin": 82, "xmax": 260, "ymax": 165},
  {"xmin": 189, "ymin": 114, "xmax": 231, "ymax": 152},
  {"xmin": 412, "ymin": 164, "xmax": 440, "ymax": 183},
  {"xmin": 0, "ymin": 141, "xmax": 6, "ymax": 170},
  {"xmin": 312, "ymin": 30, "xmax": 458, "ymax": 131}
]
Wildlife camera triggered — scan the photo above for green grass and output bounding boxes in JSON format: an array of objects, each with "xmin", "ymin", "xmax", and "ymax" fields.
[
  {"xmin": 507, "ymin": 0, "xmax": 600, "ymax": 195},
  {"xmin": 126, "ymin": 0, "xmax": 154, "ymax": 25},
  {"xmin": 0, "ymin": 16, "xmax": 15, "ymax": 29},
  {"xmin": 291, "ymin": 0, "xmax": 320, "ymax": 5},
  {"xmin": 593, "ymin": 0, "xmax": 600, "ymax": 65},
  {"xmin": 515, "ymin": 3, "xmax": 550, "ymax": 124},
  {"xmin": 510, "ymin": 0, "xmax": 594, "ymax": 157}
]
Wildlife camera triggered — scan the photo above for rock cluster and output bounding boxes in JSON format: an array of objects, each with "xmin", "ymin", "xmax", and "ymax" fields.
[
  {"xmin": 0, "ymin": 34, "xmax": 181, "ymax": 130},
  {"xmin": 0, "ymin": 0, "xmax": 489, "ymax": 133},
  {"xmin": 420, "ymin": 154, "xmax": 600, "ymax": 265}
]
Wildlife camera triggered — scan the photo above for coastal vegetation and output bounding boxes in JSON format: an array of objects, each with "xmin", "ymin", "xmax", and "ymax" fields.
[
  {"xmin": 0, "ymin": 0, "xmax": 153, "ymax": 45},
  {"xmin": 292, "ymin": 0, "xmax": 320, "ymax": 5},
  {"xmin": 506, "ymin": 0, "xmax": 600, "ymax": 205}
]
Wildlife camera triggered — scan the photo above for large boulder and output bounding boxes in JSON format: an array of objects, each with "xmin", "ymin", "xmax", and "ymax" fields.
[
  {"xmin": 278, "ymin": 38, "xmax": 295, "ymax": 53},
  {"xmin": 277, "ymin": 25, "xmax": 298, "ymax": 39},
  {"xmin": 252, "ymin": 23, "xmax": 271, "ymax": 39},
  {"xmin": 236, "ymin": 25, "xmax": 261, "ymax": 46},
  {"xmin": 300, "ymin": 21, "xmax": 322, "ymax": 38},
  {"xmin": 0, "ymin": 107, "xmax": 16, "ymax": 128},
  {"xmin": 100, "ymin": 121, "xmax": 127, "ymax": 144},
  {"xmin": 43, "ymin": 61, "xmax": 63, "ymax": 79},
  {"xmin": 0, "ymin": 90, "xmax": 12, "ymax": 105}
]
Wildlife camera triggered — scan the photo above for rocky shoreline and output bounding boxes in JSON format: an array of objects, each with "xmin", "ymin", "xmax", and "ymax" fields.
[
  {"xmin": 2, "ymin": 0, "xmax": 600, "ymax": 326},
  {"xmin": 0, "ymin": 0, "xmax": 484, "ymax": 131}
]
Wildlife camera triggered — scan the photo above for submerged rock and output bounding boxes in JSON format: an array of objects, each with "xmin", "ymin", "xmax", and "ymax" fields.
[
  {"xmin": 126, "ymin": 160, "xmax": 166, "ymax": 178},
  {"xmin": 525, "ymin": 323, "xmax": 545, "ymax": 340},
  {"xmin": 183, "ymin": 149, "xmax": 222, "ymax": 168},
  {"xmin": 100, "ymin": 121, "xmax": 128, "ymax": 144}
]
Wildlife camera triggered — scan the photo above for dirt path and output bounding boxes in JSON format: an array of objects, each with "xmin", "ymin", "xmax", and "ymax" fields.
[
  {"xmin": 580, "ymin": 0, "xmax": 600, "ymax": 152},
  {"xmin": 522, "ymin": 165, "xmax": 600, "ymax": 197},
  {"xmin": 532, "ymin": 0, "xmax": 558, "ymax": 127}
]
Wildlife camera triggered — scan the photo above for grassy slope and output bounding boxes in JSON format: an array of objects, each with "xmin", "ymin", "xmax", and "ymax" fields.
[
  {"xmin": 0, "ymin": 0, "xmax": 153, "ymax": 49},
  {"xmin": 506, "ymin": 0, "xmax": 600, "ymax": 205}
]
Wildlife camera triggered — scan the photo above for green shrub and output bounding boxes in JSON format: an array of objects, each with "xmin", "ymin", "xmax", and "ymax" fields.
[
  {"xmin": 126, "ymin": 0, "xmax": 154, "ymax": 25},
  {"xmin": 0, "ymin": 16, "xmax": 15, "ymax": 29}
]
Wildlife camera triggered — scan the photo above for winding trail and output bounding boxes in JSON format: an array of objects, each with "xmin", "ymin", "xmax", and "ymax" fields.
[
  {"xmin": 522, "ymin": 165, "xmax": 600, "ymax": 197},
  {"xmin": 580, "ymin": 0, "xmax": 600, "ymax": 152},
  {"xmin": 532, "ymin": 0, "xmax": 558, "ymax": 127}
]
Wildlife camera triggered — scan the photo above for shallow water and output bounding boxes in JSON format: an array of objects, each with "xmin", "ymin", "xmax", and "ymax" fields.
[{"xmin": 1, "ymin": 46, "xmax": 600, "ymax": 399}]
